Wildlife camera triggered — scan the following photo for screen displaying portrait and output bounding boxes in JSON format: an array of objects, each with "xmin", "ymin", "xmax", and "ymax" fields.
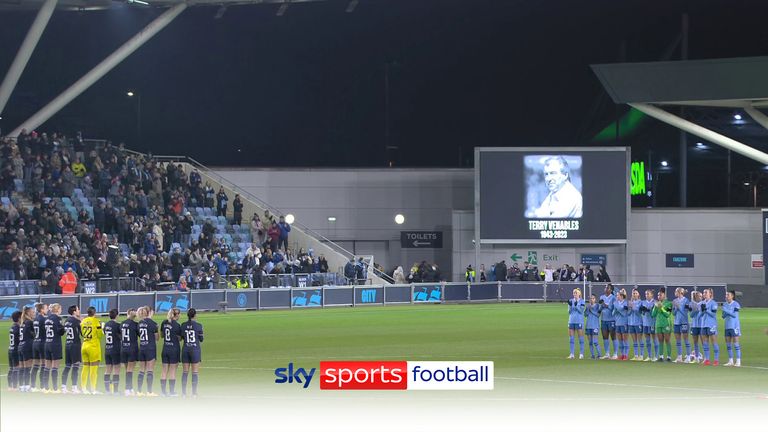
[{"xmin": 477, "ymin": 147, "xmax": 628, "ymax": 243}]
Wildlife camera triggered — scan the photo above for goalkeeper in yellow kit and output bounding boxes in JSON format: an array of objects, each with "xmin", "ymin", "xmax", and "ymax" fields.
[{"xmin": 80, "ymin": 306, "xmax": 104, "ymax": 394}]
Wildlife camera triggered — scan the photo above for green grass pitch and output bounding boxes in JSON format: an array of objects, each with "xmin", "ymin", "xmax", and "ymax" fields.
[{"xmin": 2, "ymin": 303, "xmax": 767, "ymax": 398}]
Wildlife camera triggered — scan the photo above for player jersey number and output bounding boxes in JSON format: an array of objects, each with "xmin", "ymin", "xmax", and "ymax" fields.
[
  {"xmin": 45, "ymin": 326, "xmax": 54, "ymax": 338},
  {"xmin": 65, "ymin": 327, "xmax": 75, "ymax": 340},
  {"xmin": 164, "ymin": 328, "xmax": 172, "ymax": 342},
  {"xmin": 82, "ymin": 326, "xmax": 92, "ymax": 340},
  {"xmin": 9, "ymin": 333, "xmax": 14, "ymax": 346},
  {"xmin": 34, "ymin": 326, "xmax": 40, "ymax": 339},
  {"xmin": 105, "ymin": 331, "xmax": 112, "ymax": 345},
  {"xmin": 140, "ymin": 328, "xmax": 148, "ymax": 341},
  {"xmin": 185, "ymin": 329, "xmax": 196, "ymax": 344},
  {"xmin": 122, "ymin": 327, "xmax": 131, "ymax": 342}
]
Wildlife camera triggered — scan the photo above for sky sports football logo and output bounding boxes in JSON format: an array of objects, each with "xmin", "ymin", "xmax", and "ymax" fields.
[{"xmin": 274, "ymin": 361, "xmax": 493, "ymax": 390}]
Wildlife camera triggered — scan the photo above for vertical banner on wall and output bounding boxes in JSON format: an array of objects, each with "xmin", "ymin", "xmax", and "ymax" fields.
[{"xmin": 763, "ymin": 210, "xmax": 768, "ymax": 284}]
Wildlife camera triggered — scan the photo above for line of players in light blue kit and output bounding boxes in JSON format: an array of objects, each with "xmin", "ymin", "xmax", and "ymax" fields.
[{"xmin": 566, "ymin": 284, "xmax": 742, "ymax": 367}]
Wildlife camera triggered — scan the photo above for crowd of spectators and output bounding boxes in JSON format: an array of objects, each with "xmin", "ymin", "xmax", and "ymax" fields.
[
  {"xmin": 388, "ymin": 261, "xmax": 443, "ymax": 284},
  {"xmin": 469, "ymin": 261, "xmax": 610, "ymax": 283},
  {"xmin": 0, "ymin": 130, "xmax": 331, "ymax": 293}
]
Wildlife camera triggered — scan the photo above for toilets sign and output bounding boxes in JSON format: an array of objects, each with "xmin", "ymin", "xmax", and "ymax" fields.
[{"xmin": 401, "ymin": 231, "xmax": 443, "ymax": 249}]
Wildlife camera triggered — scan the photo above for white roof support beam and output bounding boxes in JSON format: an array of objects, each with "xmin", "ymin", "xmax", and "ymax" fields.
[
  {"xmin": 8, "ymin": 2, "xmax": 187, "ymax": 137},
  {"xmin": 744, "ymin": 105, "xmax": 768, "ymax": 131},
  {"xmin": 0, "ymin": 0, "xmax": 58, "ymax": 116},
  {"xmin": 630, "ymin": 102, "xmax": 768, "ymax": 165}
]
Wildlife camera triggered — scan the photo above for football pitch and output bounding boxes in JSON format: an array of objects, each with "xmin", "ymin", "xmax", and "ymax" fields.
[{"xmin": 2, "ymin": 303, "xmax": 767, "ymax": 431}]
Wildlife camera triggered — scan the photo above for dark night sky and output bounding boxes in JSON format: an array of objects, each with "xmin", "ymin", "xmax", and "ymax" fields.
[{"xmin": 1, "ymin": 0, "xmax": 768, "ymax": 175}]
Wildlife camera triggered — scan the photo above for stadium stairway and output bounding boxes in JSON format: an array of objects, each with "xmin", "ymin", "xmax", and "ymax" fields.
[{"xmin": 125, "ymin": 149, "xmax": 391, "ymax": 285}]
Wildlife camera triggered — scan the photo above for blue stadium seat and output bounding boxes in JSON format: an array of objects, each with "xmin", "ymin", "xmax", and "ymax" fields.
[{"xmin": 14, "ymin": 179, "xmax": 24, "ymax": 192}]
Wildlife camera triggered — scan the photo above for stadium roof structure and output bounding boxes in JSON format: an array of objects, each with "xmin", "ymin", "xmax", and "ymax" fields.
[
  {"xmin": 0, "ymin": 0, "xmax": 344, "ymax": 136},
  {"xmin": 591, "ymin": 56, "xmax": 768, "ymax": 165},
  {"xmin": 0, "ymin": 0, "xmax": 327, "ymax": 12}
]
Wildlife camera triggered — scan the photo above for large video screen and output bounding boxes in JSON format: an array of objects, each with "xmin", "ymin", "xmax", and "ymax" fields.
[{"xmin": 476, "ymin": 147, "xmax": 628, "ymax": 243}]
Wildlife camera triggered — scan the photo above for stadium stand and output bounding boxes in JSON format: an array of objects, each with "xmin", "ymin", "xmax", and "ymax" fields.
[{"xmin": 0, "ymin": 131, "xmax": 386, "ymax": 293}]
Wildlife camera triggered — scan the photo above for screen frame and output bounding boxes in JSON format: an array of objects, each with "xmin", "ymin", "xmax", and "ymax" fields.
[{"xmin": 474, "ymin": 146, "xmax": 630, "ymax": 245}]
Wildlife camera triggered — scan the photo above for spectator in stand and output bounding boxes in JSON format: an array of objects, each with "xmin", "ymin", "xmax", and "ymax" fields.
[
  {"xmin": 543, "ymin": 263, "xmax": 554, "ymax": 282},
  {"xmin": 232, "ymin": 194, "xmax": 243, "ymax": 226},
  {"xmin": 203, "ymin": 182, "xmax": 215, "ymax": 208},
  {"xmin": 277, "ymin": 215, "xmax": 291, "ymax": 251},
  {"xmin": 507, "ymin": 263, "xmax": 521, "ymax": 281},
  {"xmin": 595, "ymin": 265, "xmax": 611, "ymax": 282},
  {"xmin": 494, "ymin": 260, "xmax": 508, "ymax": 282},
  {"xmin": 344, "ymin": 259, "xmax": 356, "ymax": 283},
  {"xmin": 521, "ymin": 262, "xmax": 539, "ymax": 281},
  {"xmin": 267, "ymin": 222, "xmax": 280, "ymax": 252},
  {"xmin": 318, "ymin": 255, "xmax": 329, "ymax": 273},
  {"xmin": 216, "ymin": 187, "xmax": 228, "ymax": 217},
  {"xmin": 393, "ymin": 266, "xmax": 406, "ymax": 284},
  {"xmin": 478, "ymin": 264, "xmax": 487, "ymax": 282},
  {"xmin": 250, "ymin": 213, "xmax": 264, "ymax": 246}
]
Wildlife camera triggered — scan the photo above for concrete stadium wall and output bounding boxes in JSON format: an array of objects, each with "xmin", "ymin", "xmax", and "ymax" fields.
[
  {"xmin": 453, "ymin": 209, "xmax": 764, "ymax": 285},
  {"xmin": 213, "ymin": 168, "xmax": 474, "ymax": 276},
  {"xmin": 212, "ymin": 168, "xmax": 763, "ymax": 286}
]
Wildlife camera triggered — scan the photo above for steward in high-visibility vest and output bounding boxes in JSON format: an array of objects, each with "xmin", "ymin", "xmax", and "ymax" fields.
[
  {"xmin": 59, "ymin": 269, "xmax": 79, "ymax": 294},
  {"xmin": 465, "ymin": 265, "xmax": 476, "ymax": 282}
]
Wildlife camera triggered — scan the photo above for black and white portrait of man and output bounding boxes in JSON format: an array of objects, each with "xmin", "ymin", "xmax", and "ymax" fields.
[{"xmin": 524, "ymin": 155, "xmax": 583, "ymax": 218}]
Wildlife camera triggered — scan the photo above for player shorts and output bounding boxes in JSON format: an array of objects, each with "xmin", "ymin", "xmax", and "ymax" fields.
[
  {"xmin": 615, "ymin": 325, "xmax": 628, "ymax": 334},
  {"xmin": 702, "ymin": 326, "xmax": 717, "ymax": 336},
  {"xmin": 105, "ymin": 351, "xmax": 122, "ymax": 366},
  {"xmin": 32, "ymin": 342, "xmax": 44, "ymax": 361},
  {"xmin": 44, "ymin": 344, "xmax": 62, "ymax": 361},
  {"xmin": 656, "ymin": 325, "xmax": 671, "ymax": 334},
  {"xmin": 586, "ymin": 328, "xmax": 599, "ymax": 336},
  {"xmin": 65, "ymin": 345, "xmax": 82, "ymax": 365},
  {"xmin": 601, "ymin": 321, "xmax": 615, "ymax": 331},
  {"xmin": 568, "ymin": 323, "xmax": 583, "ymax": 330},
  {"xmin": 628, "ymin": 325, "xmax": 642, "ymax": 334},
  {"xmin": 138, "ymin": 350, "xmax": 157, "ymax": 362},
  {"xmin": 162, "ymin": 349, "xmax": 180, "ymax": 364},
  {"xmin": 642, "ymin": 326, "xmax": 655, "ymax": 334},
  {"xmin": 19, "ymin": 343, "xmax": 32, "ymax": 362},
  {"xmin": 181, "ymin": 348, "xmax": 201, "ymax": 364},
  {"xmin": 8, "ymin": 350, "xmax": 19, "ymax": 368},
  {"xmin": 690, "ymin": 327, "xmax": 701, "ymax": 336},
  {"xmin": 674, "ymin": 324, "xmax": 689, "ymax": 334},
  {"xmin": 725, "ymin": 328, "xmax": 740, "ymax": 337},
  {"xmin": 121, "ymin": 349, "xmax": 139, "ymax": 363},
  {"xmin": 81, "ymin": 345, "xmax": 101, "ymax": 363}
]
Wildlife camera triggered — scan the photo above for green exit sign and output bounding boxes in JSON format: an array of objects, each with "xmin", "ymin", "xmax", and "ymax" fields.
[{"xmin": 630, "ymin": 161, "xmax": 647, "ymax": 196}]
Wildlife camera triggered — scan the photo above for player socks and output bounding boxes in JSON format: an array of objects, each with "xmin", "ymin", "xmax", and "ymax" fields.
[
  {"xmin": 137, "ymin": 371, "xmax": 145, "ymax": 392},
  {"xmin": 703, "ymin": 341, "xmax": 710, "ymax": 361},
  {"xmin": 50, "ymin": 367, "xmax": 58, "ymax": 391},
  {"xmin": 89, "ymin": 365, "xmax": 98, "ymax": 392},
  {"xmin": 612, "ymin": 339, "xmax": 618, "ymax": 356},
  {"xmin": 713, "ymin": 343, "xmax": 719, "ymax": 361},
  {"xmin": 80, "ymin": 365, "xmax": 90, "ymax": 391},
  {"xmin": 676, "ymin": 339, "xmax": 682, "ymax": 357},
  {"xmin": 735, "ymin": 343, "xmax": 741, "ymax": 360},
  {"xmin": 8, "ymin": 368, "xmax": 16, "ymax": 388},
  {"xmin": 30, "ymin": 364, "xmax": 39, "ymax": 388},
  {"xmin": 594, "ymin": 339, "xmax": 601, "ymax": 357},
  {"xmin": 633, "ymin": 340, "xmax": 639, "ymax": 357},
  {"xmin": 726, "ymin": 342, "xmax": 733, "ymax": 359},
  {"xmin": 578, "ymin": 336, "xmax": 584, "ymax": 356},
  {"xmin": 112, "ymin": 374, "xmax": 120, "ymax": 393},
  {"xmin": 602, "ymin": 339, "xmax": 609, "ymax": 356},
  {"xmin": 104, "ymin": 374, "xmax": 111, "ymax": 392},
  {"xmin": 126, "ymin": 371, "xmax": 133, "ymax": 391},
  {"xmin": 693, "ymin": 341, "xmax": 700, "ymax": 359},
  {"xmin": 161, "ymin": 379, "xmax": 167, "ymax": 395},
  {"xmin": 146, "ymin": 371, "xmax": 154, "ymax": 393},
  {"xmin": 684, "ymin": 340, "xmax": 691, "ymax": 357},
  {"xmin": 41, "ymin": 367, "xmax": 49, "ymax": 390},
  {"xmin": 62, "ymin": 365, "xmax": 70, "ymax": 386},
  {"xmin": 191, "ymin": 372, "xmax": 199, "ymax": 395},
  {"xmin": 182, "ymin": 371, "xmax": 189, "ymax": 395},
  {"xmin": 665, "ymin": 342, "xmax": 672, "ymax": 358},
  {"xmin": 569, "ymin": 336, "xmax": 574, "ymax": 356},
  {"xmin": 639, "ymin": 339, "xmax": 644, "ymax": 358},
  {"xmin": 169, "ymin": 379, "xmax": 176, "ymax": 394},
  {"xmin": 653, "ymin": 339, "xmax": 659, "ymax": 358}
]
